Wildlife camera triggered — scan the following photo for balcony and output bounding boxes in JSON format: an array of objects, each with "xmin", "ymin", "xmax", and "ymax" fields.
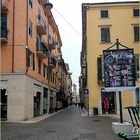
[
  {"xmin": 36, "ymin": 42, "xmax": 48, "ymax": 59},
  {"xmin": 49, "ymin": 56, "xmax": 56, "ymax": 69},
  {"xmin": 1, "ymin": 0, "xmax": 9, "ymax": 12},
  {"xmin": 36, "ymin": 16, "xmax": 47, "ymax": 35},
  {"xmin": 48, "ymin": 35, "xmax": 56, "ymax": 50},
  {"xmin": 1, "ymin": 28, "xmax": 8, "ymax": 43}
]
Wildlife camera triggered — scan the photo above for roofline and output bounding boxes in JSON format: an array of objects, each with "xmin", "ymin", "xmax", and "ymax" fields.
[{"xmin": 82, "ymin": 1, "xmax": 139, "ymax": 6}]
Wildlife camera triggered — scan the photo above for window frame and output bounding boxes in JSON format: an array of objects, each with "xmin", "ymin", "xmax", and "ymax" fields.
[
  {"xmin": 133, "ymin": 25, "xmax": 139, "ymax": 42},
  {"xmin": 43, "ymin": 64, "xmax": 48, "ymax": 79},
  {"xmin": 100, "ymin": 10, "xmax": 109, "ymax": 18},
  {"xmin": 29, "ymin": 19, "xmax": 33, "ymax": 37},
  {"xmin": 38, "ymin": 58, "xmax": 42, "ymax": 74},
  {"xmin": 133, "ymin": 9, "xmax": 139, "ymax": 17},
  {"xmin": 29, "ymin": 0, "xmax": 33, "ymax": 8},
  {"xmin": 100, "ymin": 27, "xmax": 111, "ymax": 43}
]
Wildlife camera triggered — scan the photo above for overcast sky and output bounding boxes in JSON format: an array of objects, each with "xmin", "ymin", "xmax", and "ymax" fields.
[{"xmin": 50, "ymin": 0, "xmax": 137, "ymax": 92}]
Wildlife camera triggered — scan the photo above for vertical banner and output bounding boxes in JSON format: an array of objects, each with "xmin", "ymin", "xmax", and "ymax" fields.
[{"xmin": 103, "ymin": 49, "xmax": 135, "ymax": 88}]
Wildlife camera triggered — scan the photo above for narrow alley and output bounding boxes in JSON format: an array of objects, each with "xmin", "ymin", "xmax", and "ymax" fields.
[{"xmin": 2, "ymin": 105, "xmax": 121, "ymax": 140}]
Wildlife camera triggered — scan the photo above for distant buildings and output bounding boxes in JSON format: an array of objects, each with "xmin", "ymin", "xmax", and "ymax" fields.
[
  {"xmin": 1, "ymin": 0, "xmax": 72, "ymax": 121},
  {"xmin": 80, "ymin": 1, "xmax": 139, "ymax": 120}
]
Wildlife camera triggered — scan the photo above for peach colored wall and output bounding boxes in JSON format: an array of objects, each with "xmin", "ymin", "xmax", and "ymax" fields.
[{"xmin": 1, "ymin": 0, "xmax": 60, "ymax": 87}]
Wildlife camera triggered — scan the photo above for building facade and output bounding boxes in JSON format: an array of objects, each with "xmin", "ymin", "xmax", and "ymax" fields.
[
  {"xmin": 1, "ymin": 0, "xmax": 72, "ymax": 121},
  {"xmin": 80, "ymin": 1, "xmax": 139, "ymax": 121}
]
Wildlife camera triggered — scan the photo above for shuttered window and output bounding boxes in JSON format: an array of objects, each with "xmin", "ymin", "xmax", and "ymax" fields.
[
  {"xmin": 101, "ymin": 27, "xmax": 110, "ymax": 43},
  {"xmin": 134, "ymin": 26, "xmax": 139, "ymax": 41},
  {"xmin": 97, "ymin": 57, "xmax": 103, "ymax": 81}
]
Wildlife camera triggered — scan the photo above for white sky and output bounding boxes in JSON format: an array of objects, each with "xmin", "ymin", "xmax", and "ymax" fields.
[{"xmin": 51, "ymin": 0, "xmax": 137, "ymax": 91}]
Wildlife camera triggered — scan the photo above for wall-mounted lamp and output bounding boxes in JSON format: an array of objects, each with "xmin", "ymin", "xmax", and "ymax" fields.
[{"xmin": 44, "ymin": 0, "xmax": 53, "ymax": 10}]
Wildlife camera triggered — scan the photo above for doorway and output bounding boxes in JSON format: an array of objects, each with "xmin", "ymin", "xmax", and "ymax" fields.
[
  {"xmin": 101, "ymin": 91, "xmax": 116, "ymax": 114},
  {"xmin": 43, "ymin": 88, "xmax": 48, "ymax": 114},
  {"xmin": 34, "ymin": 92, "xmax": 41, "ymax": 117},
  {"xmin": 1, "ymin": 89, "xmax": 7, "ymax": 120}
]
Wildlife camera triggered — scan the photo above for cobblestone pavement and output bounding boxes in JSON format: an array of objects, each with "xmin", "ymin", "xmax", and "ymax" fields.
[{"xmin": 1, "ymin": 105, "xmax": 121, "ymax": 140}]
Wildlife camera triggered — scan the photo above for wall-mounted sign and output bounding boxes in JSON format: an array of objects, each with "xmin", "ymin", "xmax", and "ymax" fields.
[{"xmin": 103, "ymin": 49, "xmax": 135, "ymax": 88}]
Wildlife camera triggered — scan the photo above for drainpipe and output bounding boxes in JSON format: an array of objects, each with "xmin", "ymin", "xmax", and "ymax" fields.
[
  {"xmin": 12, "ymin": 0, "xmax": 15, "ymax": 72},
  {"xmin": 25, "ymin": 0, "xmax": 29, "ymax": 73}
]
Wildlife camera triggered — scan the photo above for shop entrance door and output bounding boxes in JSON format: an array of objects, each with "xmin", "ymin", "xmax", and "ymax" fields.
[
  {"xmin": 43, "ymin": 88, "xmax": 48, "ymax": 114},
  {"xmin": 101, "ymin": 92, "xmax": 116, "ymax": 114},
  {"xmin": 34, "ymin": 92, "xmax": 41, "ymax": 117},
  {"xmin": 1, "ymin": 89, "xmax": 7, "ymax": 120}
]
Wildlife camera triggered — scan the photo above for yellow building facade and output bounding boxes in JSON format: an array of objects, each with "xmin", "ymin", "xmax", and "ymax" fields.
[{"xmin": 80, "ymin": 1, "xmax": 139, "ymax": 120}]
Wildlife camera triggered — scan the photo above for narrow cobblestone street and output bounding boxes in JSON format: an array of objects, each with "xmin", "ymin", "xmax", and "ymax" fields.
[{"xmin": 2, "ymin": 105, "xmax": 121, "ymax": 140}]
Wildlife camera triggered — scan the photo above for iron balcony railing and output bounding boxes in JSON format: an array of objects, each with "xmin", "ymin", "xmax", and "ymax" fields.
[
  {"xmin": 1, "ymin": 28, "xmax": 8, "ymax": 39},
  {"xmin": 1, "ymin": 0, "xmax": 9, "ymax": 12},
  {"xmin": 49, "ymin": 56, "xmax": 56, "ymax": 68},
  {"xmin": 36, "ymin": 16, "xmax": 47, "ymax": 35},
  {"xmin": 36, "ymin": 42, "xmax": 48, "ymax": 58}
]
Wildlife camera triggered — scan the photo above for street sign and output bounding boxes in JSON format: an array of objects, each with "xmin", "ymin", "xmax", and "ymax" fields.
[
  {"xmin": 83, "ymin": 89, "xmax": 89, "ymax": 94},
  {"xmin": 103, "ymin": 49, "xmax": 135, "ymax": 88}
]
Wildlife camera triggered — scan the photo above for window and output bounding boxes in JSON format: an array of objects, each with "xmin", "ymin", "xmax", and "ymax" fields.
[
  {"xmin": 29, "ymin": 19, "xmax": 32, "ymax": 37},
  {"xmin": 29, "ymin": 0, "xmax": 33, "ymax": 8},
  {"xmin": 38, "ymin": 8, "xmax": 41, "ymax": 21},
  {"xmin": 1, "ymin": 13, "xmax": 7, "ymax": 38},
  {"xmin": 133, "ymin": 9, "xmax": 139, "ymax": 17},
  {"xmin": 134, "ymin": 26, "xmax": 139, "ymax": 41},
  {"xmin": 135, "ymin": 54, "xmax": 140, "ymax": 79},
  {"xmin": 43, "ymin": 64, "xmax": 48, "ymax": 78},
  {"xmin": 101, "ymin": 10, "xmax": 108, "ymax": 18},
  {"xmin": 38, "ymin": 59, "xmax": 42, "ymax": 74},
  {"xmin": 27, "ymin": 49, "xmax": 35, "ymax": 70},
  {"xmin": 101, "ymin": 27, "xmax": 110, "ymax": 43}
]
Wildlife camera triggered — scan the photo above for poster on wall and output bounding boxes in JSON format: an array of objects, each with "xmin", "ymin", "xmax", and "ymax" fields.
[{"xmin": 103, "ymin": 49, "xmax": 135, "ymax": 88}]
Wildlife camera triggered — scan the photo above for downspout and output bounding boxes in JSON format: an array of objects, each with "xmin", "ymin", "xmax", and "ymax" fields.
[
  {"xmin": 25, "ymin": 0, "xmax": 29, "ymax": 73},
  {"xmin": 12, "ymin": 0, "xmax": 15, "ymax": 72}
]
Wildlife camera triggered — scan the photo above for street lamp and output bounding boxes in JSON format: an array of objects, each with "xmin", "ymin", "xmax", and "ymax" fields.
[{"xmin": 44, "ymin": 0, "xmax": 53, "ymax": 10}]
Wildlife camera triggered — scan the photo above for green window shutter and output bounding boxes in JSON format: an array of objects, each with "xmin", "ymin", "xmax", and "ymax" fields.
[
  {"xmin": 33, "ymin": 53, "xmax": 35, "ymax": 70},
  {"xmin": 97, "ymin": 57, "xmax": 103, "ymax": 81}
]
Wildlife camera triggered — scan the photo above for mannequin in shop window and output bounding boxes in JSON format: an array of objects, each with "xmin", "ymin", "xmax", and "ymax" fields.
[{"xmin": 104, "ymin": 98, "xmax": 109, "ymax": 114}]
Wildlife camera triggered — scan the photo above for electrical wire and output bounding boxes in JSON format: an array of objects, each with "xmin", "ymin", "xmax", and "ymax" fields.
[{"xmin": 53, "ymin": 7, "xmax": 82, "ymax": 37}]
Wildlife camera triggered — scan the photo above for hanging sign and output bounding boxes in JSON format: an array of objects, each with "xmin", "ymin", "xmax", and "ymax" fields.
[{"xmin": 103, "ymin": 49, "xmax": 135, "ymax": 88}]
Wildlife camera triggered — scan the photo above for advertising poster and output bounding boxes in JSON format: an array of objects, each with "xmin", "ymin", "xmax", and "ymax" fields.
[{"xmin": 103, "ymin": 49, "xmax": 135, "ymax": 88}]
